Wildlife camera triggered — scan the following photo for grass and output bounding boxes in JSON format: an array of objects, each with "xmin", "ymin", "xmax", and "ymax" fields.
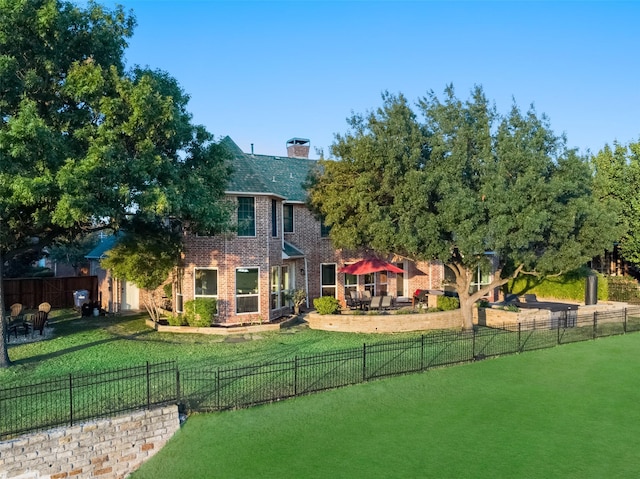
[
  {"xmin": 1, "ymin": 309, "xmax": 429, "ymax": 387},
  {"xmin": 131, "ymin": 333, "xmax": 640, "ymax": 479}
]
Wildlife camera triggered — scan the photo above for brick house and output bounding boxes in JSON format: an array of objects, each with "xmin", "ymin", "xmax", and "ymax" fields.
[
  {"xmin": 175, "ymin": 137, "xmax": 454, "ymax": 325},
  {"xmin": 90, "ymin": 137, "xmax": 493, "ymax": 323}
]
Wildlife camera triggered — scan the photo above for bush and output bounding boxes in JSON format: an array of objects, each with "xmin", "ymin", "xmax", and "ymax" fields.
[
  {"xmin": 506, "ymin": 267, "xmax": 608, "ymax": 302},
  {"xmin": 393, "ymin": 309, "xmax": 417, "ymax": 315},
  {"xmin": 163, "ymin": 283, "xmax": 172, "ymax": 298},
  {"xmin": 437, "ymin": 296, "xmax": 460, "ymax": 311},
  {"xmin": 313, "ymin": 296, "xmax": 341, "ymax": 315},
  {"xmin": 167, "ymin": 314, "xmax": 186, "ymax": 326},
  {"xmin": 183, "ymin": 298, "xmax": 217, "ymax": 327}
]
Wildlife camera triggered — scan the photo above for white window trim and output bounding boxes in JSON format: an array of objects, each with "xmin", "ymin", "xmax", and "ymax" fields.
[
  {"xmin": 321, "ymin": 263, "xmax": 337, "ymax": 298},
  {"xmin": 237, "ymin": 196, "xmax": 256, "ymax": 237},
  {"xmin": 194, "ymin": 267, "xmax": 218, "ymax": 298},
  {"xmin": 236, "ymin": 267, "xmax": 260, "ymax": 314}
]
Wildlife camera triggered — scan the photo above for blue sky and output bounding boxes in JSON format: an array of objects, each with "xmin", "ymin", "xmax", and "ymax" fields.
[{"xmin": 93, "ymin": 1, "xmax": 639, "ymax": 158}]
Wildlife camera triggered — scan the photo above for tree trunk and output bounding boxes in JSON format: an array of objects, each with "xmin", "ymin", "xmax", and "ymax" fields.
[
  {"xmin": 0, "ymin": 255, "xmax": 12, "ymax": 367},
  {"xmin": 458, "ymin": 292, "xmax": 476, "ymax": 331}
]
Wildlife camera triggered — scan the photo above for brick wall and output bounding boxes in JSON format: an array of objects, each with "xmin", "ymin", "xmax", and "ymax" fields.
[
  {"xmin": 0, "ymin": 405, "xmax": 179, "ymax": 479},
  {"xmin": 181, "ymin": 197, "xmax": 447, "ymax": 323}
]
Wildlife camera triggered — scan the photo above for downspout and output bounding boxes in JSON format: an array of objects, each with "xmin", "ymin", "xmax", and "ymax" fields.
[{"xmin": 304, "ymin": 256, "xmax": 309, "ymax": 309}]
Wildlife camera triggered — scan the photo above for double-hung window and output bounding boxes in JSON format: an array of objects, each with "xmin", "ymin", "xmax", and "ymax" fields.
[
  {"xmin": 236, "ymin": 268, "xmax": 259, "ymax": 313},
  {"xmin": 237, "ymin": 197, "xmax": 255, "ymax": 237},
  {"xmin": 321, "ymin": 263, "xmax": 337, "ymax": 297},
  {"xmin": 283, "ymin": 204, "xmax": 294, "ymax": 233}
]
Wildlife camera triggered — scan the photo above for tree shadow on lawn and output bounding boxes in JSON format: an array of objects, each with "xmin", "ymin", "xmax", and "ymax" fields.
[{"xmin": 8, "ymin": 329, "xmax": 160, "ymax": 367}]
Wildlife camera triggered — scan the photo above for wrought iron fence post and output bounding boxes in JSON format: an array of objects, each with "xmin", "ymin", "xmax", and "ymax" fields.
[
  {"xmin": 557, "ymin": 315, "xmax": 561, "ymax": 345},
  {"xmin": 176, "ymin": 367, "xmax": 181, "ymax": 404},
  {"xmin": 216, "ymin": 368, "xmax": 221, "ymax": 411},
  {"xmin": 624, "ymin": 308, "xmax": 628, "ymax": 333},
  {"xmin": 69, "ymin": 374, "xmax": 73, "ymax": 426},
  {"xmin": 146, "ymin": 362, "xmax": 151, "ymax": 409},
  {"xmin": 472, "ymin": 327, "xmax": 476, "ymax": 360},
  {"xmin": 294, "ymin": 356, "xmax": 298, "ymax": 397},
  {"xmin": 362, "ymin": 343, "xmax": 367, "ymax": 382},
  {"xmin": 518, "ymin": 323, "xmax": 522, "ymax": 352},
  {"xmin": 593, "ymin": 312, "xmax": 598, "ymax": 339},
  {"xmin": 420, "ymin": 335, "xmax": 425, "ymax": 371}
]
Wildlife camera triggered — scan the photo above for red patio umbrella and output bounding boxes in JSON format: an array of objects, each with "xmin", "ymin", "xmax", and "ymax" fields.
[{"xmin": 339, "ymin": 258, "xmax": 404, "ymax": 275}]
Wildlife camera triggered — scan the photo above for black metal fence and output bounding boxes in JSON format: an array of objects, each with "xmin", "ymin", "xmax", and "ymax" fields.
[
  {"xmin": 3, "ymin": 306, "xmax": 640, "ymax": 439},
  {"xmin": 0, "ymin": 361, "xmax": 178, "ymax": 439}
]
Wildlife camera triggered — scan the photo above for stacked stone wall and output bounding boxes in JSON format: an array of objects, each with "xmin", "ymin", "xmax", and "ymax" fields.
[{"xmin": 0, "ymin": 405, "xmax": 179, "ymax": 479}]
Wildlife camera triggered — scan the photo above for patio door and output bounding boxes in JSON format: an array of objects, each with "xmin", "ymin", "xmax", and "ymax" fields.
[
  {"xmin": 122, "ymin": 280, "xmax": 140, "ymax": 311},
  {"xmin": 395, "ymin": 261, "xmax": 408, "ymax": 299}
]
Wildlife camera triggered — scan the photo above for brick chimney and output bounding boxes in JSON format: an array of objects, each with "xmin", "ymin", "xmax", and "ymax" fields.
[{"xmin": 286, "ymin": 138, "xmax": 310, "ymax": 158}]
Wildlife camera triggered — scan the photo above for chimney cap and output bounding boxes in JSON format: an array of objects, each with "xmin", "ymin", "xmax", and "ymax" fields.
[{"xmin": 286, "ymin": 138, "xmax": 310, "ymax": 147}]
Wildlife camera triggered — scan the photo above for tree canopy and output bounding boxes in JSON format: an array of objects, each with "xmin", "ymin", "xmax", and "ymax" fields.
[
  {"xmin": 591, "ymin": 141, "xmax": 640, "ymax": 267},
  {"xmin": 308, "ymin": 86, "xmax": 620, "ymax": 329},
  {"xmin": 0, "ymin": 0, "xmax": 233, "ymax": 366}
]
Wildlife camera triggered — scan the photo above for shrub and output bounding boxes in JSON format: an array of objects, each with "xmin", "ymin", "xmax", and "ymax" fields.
[
  {"xmin": 393, "ymin": 308, "xmax": 417, "ymax": 315},
  {"xmin": 506, "ymin": 267, "xmax": 608, "ymax": 301},
  {"xmin": 183, "ymin": 298, "xmax": 217, "ymax": 327},
  {"xmin": 163, "ymin": 283, "xmax": 172, "ymax": 298},
  {"xmin": 437, "ymin": 296, "xmax": 460, "ymax": 311},
  {"xmin": 477, "ymin": 299, "xmax": 490, "ymax": 309},
  {"xmin": 313, "ymin": 296, "xmax": 341, "ymax": 315},
  {"xmin": 167, "ymin": 314, "xmax": 186, "ymax": 326}
]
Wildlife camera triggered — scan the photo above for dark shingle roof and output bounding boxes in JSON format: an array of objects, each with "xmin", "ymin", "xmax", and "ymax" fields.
[
  {"xmin": 85, "ymin": 234, "xmax": 120, "ymax": 259},
  {"xmin": 221, "ymin": 136, "xmax": 318, "ymax": 203}
]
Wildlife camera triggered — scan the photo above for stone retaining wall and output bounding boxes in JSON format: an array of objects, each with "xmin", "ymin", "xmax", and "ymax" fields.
[
  {"xmin": 0, "ymin": 405, "xmax": 179, "ymax": 479},
  {"xmin": 306, "ymin": 310, "xmax": 464, "ymax": 333}
]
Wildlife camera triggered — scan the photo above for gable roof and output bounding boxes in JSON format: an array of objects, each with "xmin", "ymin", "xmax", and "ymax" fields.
[
  {"xmin": 85, "ymin": 234, "xmax": 119, "ymax": 260},
  {"xmin": 221, "ymin": 136, "xmax": 318, "ymax": 203}
]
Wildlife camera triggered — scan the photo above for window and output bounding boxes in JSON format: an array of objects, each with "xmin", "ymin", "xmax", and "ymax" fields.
[
  {"xmin": 270, "ymin": 267, "xmax": 280, "ymax": 310},
  {"xmin": 236, "ymin": 268, "xmax": 259, "ymax": 313},
  {"xmin": 470, "ymin": 262, "xmax": 492, "ymax": 295},
  {"xmin": 321, "ymin": 263, "xmax": 337, "ymax": 297},
  {"xmin": 271, "ymin": 199, "xmax": 278, "ymax": 237},
  {"xmin": 320, "ymin": 218, "xmax": 331, "ymax": 237},
  {"xmin": 283, "ymin": 204, "xmax": 294, "ymax": 233},
  {"xmin": 271, "ymin": 265, "xmax": 292, "ymax": 310},
  {"xmin": 344, "ymin": 272, "xmax": 357, "ymax": 300},
  {"xmin": 194, "ymin": 268, "xmax": 218, "ymax": 297},
  {"xmin": 377, "ymin": 271, "xmax": 388, "ymax": 296},
  {"xmin": 364, "ymin": 273, "xmax": 375, "ymax": 296},
  {"xmin": 237, "ymin": 197, "xmax": 255, "ymax": 236},
  {"xmin": 280, "ymin": 265, "xmax": 290, "ymax": 308},
  {"xmin": 395, "ymin": 262, "xmax": 407, "ymax": 298}
]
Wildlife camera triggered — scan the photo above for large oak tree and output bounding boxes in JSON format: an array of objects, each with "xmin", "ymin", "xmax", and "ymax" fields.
[
  {"xmin": 308, "ymin": 86, "xmax": 619, "ymax": 330},
  {"xmin": 0, "ymin": 0, "xmax": 232, "ymax": 367}
]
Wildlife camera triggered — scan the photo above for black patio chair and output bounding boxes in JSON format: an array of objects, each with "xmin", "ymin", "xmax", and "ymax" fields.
[{"xmin": 29, "ymin": 310, "xmax": 49, "ymax": 336}]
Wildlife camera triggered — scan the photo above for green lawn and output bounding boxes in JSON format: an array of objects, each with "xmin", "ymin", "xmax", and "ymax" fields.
[
  {"xmin": 1, "ymin": 310, "xmax": 427, "ymax": 387},
  {"xmin": 132, "ymin": 333, "xmax": 640, "ymax": 479}
]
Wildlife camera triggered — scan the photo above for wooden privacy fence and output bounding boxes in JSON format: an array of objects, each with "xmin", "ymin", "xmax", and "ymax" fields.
[{"xmin": 2, "ymin": 276, "xmax": 98, "ymax": 309}]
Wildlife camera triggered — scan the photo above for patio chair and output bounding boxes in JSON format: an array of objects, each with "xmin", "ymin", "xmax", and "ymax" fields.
[
  {"xmin": 38, "ymin": 302, "xmax": 51, "ymax": 314},
  {"xmin": 369, "ymin": 296, "xmax": 382, "ymax": 311},
  {"xmin": 29, "ymin": 310, "xmax": 48, "ymax": 336},
  {"xmin": 8, "ymin": 303, "xmax": 24, "ymax": 321},
  {"xmin": 380, "ymin": 296, "xmax": 393, "ymax": 311},
  {"xmin": 346, "ymin": 291, "xmax": 360, "ymax": 309},
  {"xmin": 5, "ymin": 303, "xmax": 29, "ymax": 338}
]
